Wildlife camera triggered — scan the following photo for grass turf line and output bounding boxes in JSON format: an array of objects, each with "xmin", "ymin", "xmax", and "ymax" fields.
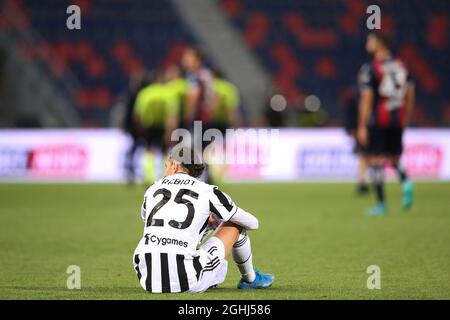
[{"xmin": 0, "ymin": 183, "xmax": 449, "ymax": 299}]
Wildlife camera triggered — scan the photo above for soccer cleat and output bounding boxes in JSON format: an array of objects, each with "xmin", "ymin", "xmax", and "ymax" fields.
[
  {"xmin": 366, "ymin": 203, "xmax": 386, "ymax": 216},
  {"xmin": 402, "ymin": 181, "xmax": 414, "ymax": 210},
  {"xmin": 237, "ymin": 269, "xmax": 274, "ymax": 289}
]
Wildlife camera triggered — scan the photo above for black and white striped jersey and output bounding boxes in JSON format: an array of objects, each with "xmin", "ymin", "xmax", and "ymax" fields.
[{"xmin": 133, "ymin": 172, "xmax": 237, "ymax": 293}]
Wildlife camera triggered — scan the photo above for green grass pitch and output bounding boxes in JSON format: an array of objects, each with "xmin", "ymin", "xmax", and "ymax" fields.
[{"xmin": 0, "ymin": 182, "xmax": 449, "ymax": 300}]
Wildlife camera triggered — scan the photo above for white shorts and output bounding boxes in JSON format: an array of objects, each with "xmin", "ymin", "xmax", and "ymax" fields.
[{"xmin": 189, "ymin": 236, "xmax": 228, "ymax": 293}]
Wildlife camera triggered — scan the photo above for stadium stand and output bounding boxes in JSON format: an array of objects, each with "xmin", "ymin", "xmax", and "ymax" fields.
[
  {"xmin": 220, "ymin": 0, "xmax": 450, "ymax": 127},
  {"xmin": 1, "ymin": 0, "xmax": 195, "ymax": 127},
  {"xmin": 1, "ymin": 0, "xmax": 448, "ymax": 127}
]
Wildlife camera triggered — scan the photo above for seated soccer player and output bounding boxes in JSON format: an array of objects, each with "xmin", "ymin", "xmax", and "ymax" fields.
[{"xmin": 132, "ymin": 146, "xmax": 274, "ymax": 293}]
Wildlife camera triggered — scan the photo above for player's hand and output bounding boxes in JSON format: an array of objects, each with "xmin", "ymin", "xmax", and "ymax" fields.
[
  {"xmin": 357, "ymin": 126, "xmax": 368, "ymax": 146},
  {"xmin": 208, "ymin": 214, "xmax": 222, "ymax": 229}
]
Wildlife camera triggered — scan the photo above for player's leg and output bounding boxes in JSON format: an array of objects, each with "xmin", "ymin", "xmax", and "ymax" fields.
[
  {"xmin": 190, "ymin": 221, "xmax": 273, "ymax": 293},
  {"xmin": 366, "ymin": 127, "xmax": 387, "ymax": 215},
  {"xmin": 367, "ymin": 155, "xmax": 386, "ymax": 215},
  {"xmin": 125, "ymin": 132, "xmax": 138, "ymax": 184},
  {"xmin": 212, "ymin": 221, "xmax": 240, "ymax": 257},
  {"xmin": 353, "ymin": 138, "xmax": 369, "ymax": 194},
  {"xmin": 356, "ymin": 152, "xmax": 370, "ymax": 194},
  {"xmin": 214, "ymin": 221, "xmax": 274, "ymax": 289},
  {"xmin": 233, "ymin": 230, "xmax": 257, "ymax": 283},
  {"xmin": 132, "ymin": 245, "xmax": 151, "ymax": 292},
  {"xmin": 190, "ymin": 236, "xmax": 228, "ymax": 293},
  {"xmin": 387, "ymin": 127, "xmax": 414, "ymax": 210},
  {"xmin": 143, "ymin": 127, "xmax": 166, "ymax": 185}
]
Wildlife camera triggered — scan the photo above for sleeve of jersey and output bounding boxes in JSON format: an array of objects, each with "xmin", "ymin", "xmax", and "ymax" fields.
[
  {"xmin": 134, "ymin": 88, "xmax": 150, "ymax": 118},
  {"xmin": 209, "ymin": 187, "xmax": 238, "ymax": 221},
  {"xmin": 140, "ymin": 185, "xmax": 155, "ymax": 222},
  {"xmin": 140, "ymin": 195, "xmax": 147, "ymax": 222},
  {"xmin": 228, "ymin": 84, "xmax": 240, "ymax": 110},
  {"xmin": 358, "ymin": 64, "xmax": 374, "ymax": 92},
  {"xmin": 229, "ymin": 207, "xmax": 259, "ymax": 230},
  {"xmin": 165, "ymin": 91, "xmax": 179, "ymax": 116}
]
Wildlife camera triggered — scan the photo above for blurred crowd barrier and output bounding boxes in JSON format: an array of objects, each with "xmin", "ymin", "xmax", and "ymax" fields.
[{"xmin": 0, "ymin": 128, "xmax": 449, "ymax": 182}]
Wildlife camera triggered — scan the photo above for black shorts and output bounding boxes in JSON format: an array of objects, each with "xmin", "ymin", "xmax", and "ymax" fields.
[
  {"xmin": 368, "ymin": 127, "xmax": 404, "ymax": 156},
  {"xmin": 144, "ymin": 126, "xmax": 166, "ymax": 151}
]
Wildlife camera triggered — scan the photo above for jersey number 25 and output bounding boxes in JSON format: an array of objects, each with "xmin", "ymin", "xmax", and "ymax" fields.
[{"xmin": 145, "ymin": 188, "xmax": 199, "ymax": 229}]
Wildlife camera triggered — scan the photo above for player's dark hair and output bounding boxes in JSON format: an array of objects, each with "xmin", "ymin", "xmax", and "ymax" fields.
[
  {"xmin": 169, "ymin": 146, "xmax": 205, "ymax": 178},
  {"xmin": 187, "ymin": 46, "xmax": 206, "ymax": 63},
  {"xmin": 370, "ymin": 30, "xmax": 392, "ymax": 49}
]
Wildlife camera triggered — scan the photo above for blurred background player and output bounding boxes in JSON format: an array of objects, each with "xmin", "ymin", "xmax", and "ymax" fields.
[
  {"xmin": 181, "ymin": 46, "xmax": 217, "ymax": 183},
  {"xmin": 181, "ymin": 46, "xmax": 216, "ymax": 129},
  {"xmin": 134, "ymin": 71, "xmax": 179, "ymax": 185},
  {"xmin": 204, "ymin": 68, "xmax": 242, "ymax": 186},
  {"xmin": 357, "ymin": 31, "xmax": 415, "ymax": 216},
  {"xmin": 122, "ymin": 71, "xmax": 151, "ymax": 185},
  {"xmin": 343, "ymin": 86, "xmax": 369, "ymax": 194},
  {"xmin": 211, "ymin": 68, "xmax": 242, "ymax": 133},
  {"xmin": 164, "ymin": 65, "xmax": 188, "ymax": 130}
]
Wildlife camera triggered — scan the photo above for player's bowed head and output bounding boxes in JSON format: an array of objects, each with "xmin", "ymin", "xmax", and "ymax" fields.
[{"xmin": 165, "ymin": 146, "xmax": 205, "ymax": 178}]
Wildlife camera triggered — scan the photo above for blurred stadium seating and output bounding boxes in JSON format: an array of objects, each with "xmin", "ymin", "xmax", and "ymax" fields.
[
  {"xmin": 1, "ymin": 0, "xmax": 195, "ymax": 126},
  {"xmin": 220, "ymin": 0, "xmax": 449, "ymax": 126},
  {"xmin": 1, "ymin": 0, "xmax": 448, "ymax": 127}
]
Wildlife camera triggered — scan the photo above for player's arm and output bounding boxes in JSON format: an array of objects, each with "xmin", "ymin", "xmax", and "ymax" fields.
[
  {"xmin": 357, "ymin": 89, "xmax": 374, "ymax": 146},
  {"xmin": 229, "ymin": 207, "xmax": 259, "ymax": 230},
  {"xmin": 164, "ymin": 116, "xmax": 178, "ymax": 145},
  {"xmin": 133, "ymin": 88, "xmax": 148, "ymax": 129},
  {"xmin": 228, "ymin": 84, "xmax": 242, "ymax": 128},
  {"xmin": 210, "ymin": 90, "xmax": 222, "ymax": 116},
  {"xmin": 140, "ymin": 193, "xmax": 148, "ymax": 222},
  {"xmin": 356, "ymin": 64, "xmax": 374, "ymax": 146},
  {"xmin": 140, "ymin": 185, "xmax": 157, "ymax": 222},
  {"xmin": 404, "ymin": 81, "xmax": 415, "ymax": 127},
  {"xmin": 209, "ymin": 187, "xmax": 259, "ymax": 230},
  {"xmin": 164, "ymin": 93, "xmax": 180, "ymax": 145}
]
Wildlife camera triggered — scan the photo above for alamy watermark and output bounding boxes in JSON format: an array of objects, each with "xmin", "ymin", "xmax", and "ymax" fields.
[
  {"xmin": 66, "ymin": 265, "xmax": 81, "ymax": 289},
  {"xmin": 66, "ymin": 5, "xmax": 81, "ymax": 30},
  {"xmin": 366, "ymin": 5, "xmax": 381, "ymax": 30},
  {"xmin": 366, "ymin": 265, "xmax": 381, "ymax": 289},
  {"xmin": 170, "ymin": 121, "xmax": 279, "ymax": 166}
]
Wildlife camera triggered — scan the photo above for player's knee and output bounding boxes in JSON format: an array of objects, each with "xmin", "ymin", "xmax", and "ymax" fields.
[
  {"xmin": 221, "ymin": 220, "xmax": 243, "ymax": 231},
  {"xmin": 214, "ymin": 222, "xmax": 242, "ymax": 255},
  {"xmin": 369, "ymin": 156, "xmax": 383, "ymax": 166}
]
